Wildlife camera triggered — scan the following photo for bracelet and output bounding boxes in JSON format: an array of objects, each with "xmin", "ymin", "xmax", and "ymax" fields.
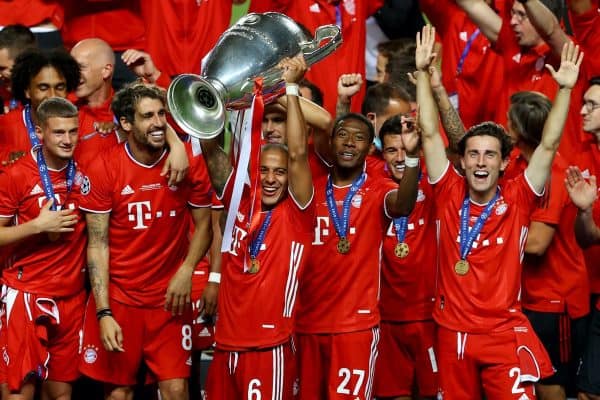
[
  {"xmin": 516, "ymin": 0, "xmax": 529, "ymax": 3},
  {"xmin": 96, "ymin": 308, "xmax": 113, "ymax": 321},
  {"xmin": 208, "ymin": 272, "xmax": 221, "ymax": 284},
  {"xmin": 404, "ymin": 156, "xmax": 419, "ymax": 168},
  {"xmin": 286, "ymin": 83, "xmax": 299, "ymax": 96}
]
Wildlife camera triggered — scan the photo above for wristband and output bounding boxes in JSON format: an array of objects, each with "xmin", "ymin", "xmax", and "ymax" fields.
[
  {"xmin": 96, "ymin": 308, "xmax": 113, "ymax": 321},
  {"xmin": 208, "ymin": 272, "xmax": 221, "ymax": 284},
  {"xmin": 404, "ymin": 156, "xmax": 419, "ymax": 168},
  {"xmin": 516, "ymin": 0, "xmax": 529, "ymax": 3},
  {"xmin": 286, "ymin": 84, "xmax": 299, "ymax": 96}
]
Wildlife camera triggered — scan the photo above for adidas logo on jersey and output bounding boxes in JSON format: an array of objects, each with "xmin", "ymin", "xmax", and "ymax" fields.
[
  {"xmin": 121, "ymin": 185, "xmax": 135, "ymax": 195},
  {"xmin": 199, "ymin": 327, "xmax": 212, "ymax": 337},
  {"xmin": 518, "ymin": 394, "xmax": 530, "ymax": 400},
  {"xmin": 30, "ymin": 184, "xmax": 43, "ymax": 195}
]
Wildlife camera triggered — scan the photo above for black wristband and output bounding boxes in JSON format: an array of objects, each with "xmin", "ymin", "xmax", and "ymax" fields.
[
  {"xmin": 96, "ymin": 308, "xmax": 113, "ymax": 321},
  {"xmin": 516, "ymin": 0, "xmax": 529, "ymax": 3}
]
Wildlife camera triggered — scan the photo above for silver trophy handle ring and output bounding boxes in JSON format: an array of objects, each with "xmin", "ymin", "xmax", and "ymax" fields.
[{"xmin": 301, "ymin": 25, "xmax": 343, "ymax": 66}]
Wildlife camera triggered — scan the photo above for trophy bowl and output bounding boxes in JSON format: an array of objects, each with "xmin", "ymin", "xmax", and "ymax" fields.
[{"xmin": 167, "ymin": 12, "xmax": 342, "ymax": 139}]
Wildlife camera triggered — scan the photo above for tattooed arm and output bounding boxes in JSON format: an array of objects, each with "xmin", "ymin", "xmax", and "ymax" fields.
[
  {"xmin": 86, "ymin": 212, "xmax": 124, "ymax": 352},
  {"xmin": 430, "ymin": 72, "xmax": 466, "ymax": 153},
  {"xmin": 199, "ymin": 137, "xmax": 233, "ymax": 198}
]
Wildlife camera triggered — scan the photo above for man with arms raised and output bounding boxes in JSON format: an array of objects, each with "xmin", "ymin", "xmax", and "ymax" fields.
[
  {"xmin": 416, "ymin": 24, "xmax": 580, "ymax": 399},
  {"xmin": 78, "ymin": 83, "xmax": 213, "ymax": 400},
  {"xmin": 199, "ymin": 54, "xmax": 314, "ymax": 400}
]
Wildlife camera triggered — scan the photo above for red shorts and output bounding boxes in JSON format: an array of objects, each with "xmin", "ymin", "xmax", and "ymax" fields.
[
  {"xmin": 206, "ymin": 341, "xmax": 296, "ymax": 400},
  {"xmin": 191, "ymin": 269, "xmax": 215, "ymax": 351},
  {"xmin": 79, "ymin": 297, "xmax": 192, "ymax": 386},
  {"xmin": 436, "ymin": 324, "xmax": 555, "ymax": 400},
  {"xmin": 296, "ymin": 328, "xmax": 379, "ymax": 400},
  {"xmin": 374, "ymin": 320, "xmax": 438, "ymax": 397},
  {"xmin": 1, "ymin": 287, "xmax": 85, "ymax": 391}
]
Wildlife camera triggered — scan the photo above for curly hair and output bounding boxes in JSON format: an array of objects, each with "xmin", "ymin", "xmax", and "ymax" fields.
[
  {"xmin": 10, "ymin": 48, "xmax": 80, "ymax": 105},
  {"xmin": 111, "ymin": 82, "xmax": 167, "ymax": 125}
]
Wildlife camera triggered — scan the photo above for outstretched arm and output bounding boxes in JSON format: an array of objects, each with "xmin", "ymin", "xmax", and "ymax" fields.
[
  {"xmin": 199, "ymin": 136, "xmax": 233, "ymax": 198},
  {"xmin": 281, "ymin": 55, "xmax": 313, "ymax": 208},
  {"xmin": 415, "ymin": 25, "xmax": 449, "ymax": 182},
  {"xmin": 523, "ymin": 0, "xmax": 570, "ymax": 57},
  {"xmin": 526, "ymin": 42, "xmax": 583, "ymax": 193},
  {"xmin": 455, "ymin": 0, "xmax": 502, "ymax": 42}
]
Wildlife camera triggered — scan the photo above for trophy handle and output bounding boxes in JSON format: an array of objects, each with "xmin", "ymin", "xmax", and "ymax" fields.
[{"xmin": 301, "ymin": 25, "xmax": 343, "ymax": 66}]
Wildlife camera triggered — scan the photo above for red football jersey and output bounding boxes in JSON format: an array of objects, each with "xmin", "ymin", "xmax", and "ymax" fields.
[
  {"xmin": 432, "ymin": 164, "xmax": 541, "ymax": 333},
  {"xmin": 295, "ymin": 172, "xmax": 396, "ymax": 334},
  {"xmin": 215, "ymin": 177, "xmax": 315, "ymax": 350},
  {"xmin": 380, "ymin": 176, "xmax": 436, "ymax": 322},
  {"xmin": 141, "ymin": 0, "xmax": 233, "ymax": 78},
  {"xmin": 78, "ymin": 143, "xmax": 212, "ymax": 307},
  {"xmin": 522, "ymin": 155, "xmax": 589, "ymax": 318},
  {"xmin": 0, "ymin": 108, "xmax": 31, "ymax": 168},
  {"xmin": 61, "ymin": 0, "xmax": 145, "ymax": 51},
  {"xmin": 259, "ymin": 0, "xmax": 383, "ymax": 114},
  {"xmin": 420, "ymin": 0, "xmax": 505, "ymax": 129},
  {"xmin": 0, "ymin": 151, "xmax": 86, "ymax": 297},
  {"xmin": 0, "ymin": 0, "xmax": 64, "ymax": 28}
]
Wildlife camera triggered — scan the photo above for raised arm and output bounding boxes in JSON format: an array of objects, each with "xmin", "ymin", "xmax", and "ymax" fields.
[
  {"xmin": 162, "ymin": 122, "xmax": 190, "ymax": 186},
  {"xmin": 416, "ymin": 25, "xmax": 449, "ymax": 182},
  {"xmin": 429, "ymin": 65, "xmax": 466, "ymax": 152},
  {"xmin": 199, "ymin": 136, "xmax": 233, "ymax": 198},
  {"xmin": 523, "ymin": 0, "xmax": 570, "ymax": 57},
  {"xmin": 565, "ymin": 166, "xmax": 600, "ymax": 247},
  {"xmin": 86, "ymin": 212, "xmax": 123, "ymax": 352},
  {"xmin": 281, "ymin": 55, "xmax": 313, "ymax": 208},
  {"xmin": 526, "ymin": 42, "xmax": 583, "ymax": 193},
  {"xmin": 455, "ymin": 0, "xmax": 502, "ymax": 42}
]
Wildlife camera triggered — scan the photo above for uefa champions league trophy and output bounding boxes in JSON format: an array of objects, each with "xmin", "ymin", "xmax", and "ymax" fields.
[{"xmin": 167, "ymin": 12, "xmax": 342, "ymax": 139}]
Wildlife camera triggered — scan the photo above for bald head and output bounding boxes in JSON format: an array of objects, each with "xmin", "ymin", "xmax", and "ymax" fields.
[{"xmin": 70, "ymin": 38, "xmax": 115, "ymax": 103}]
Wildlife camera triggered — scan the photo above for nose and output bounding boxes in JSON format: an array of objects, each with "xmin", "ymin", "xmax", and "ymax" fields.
[
  {"xmin": 477, "ymin": 154, "xmax": 486, "ymax": 166},
  {"xmin": 264, "ymin": 170, "xmax": 276, "ymax": 183},
  {"xmin": 581, "ymin": 104, "xmax": 588, "ymax": 116}
]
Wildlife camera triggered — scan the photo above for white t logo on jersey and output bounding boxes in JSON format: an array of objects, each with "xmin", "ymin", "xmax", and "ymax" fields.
[
  {"xmin": 128, "ymin": 201, "xmax": 152, "ymax": 230},
  {"xmin": 229, "ymin": 226, "xmax": 248, "ymax": 256},
  {"xmin": 313, "ymin": 216, "xmax": 330, "ymax": 245}
]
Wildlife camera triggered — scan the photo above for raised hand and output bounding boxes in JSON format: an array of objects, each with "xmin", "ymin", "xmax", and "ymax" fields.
[
  {"xmin": 565, "ymin": 166, "xmax": 597, "ymax": 211},
  {"xmin": 546, "ymin": 41, "xmax": 584, "ymax": 90},
  {"xmin": 400, "ymin": 114, "xmax": 420, "ymax": 156},
  {"xmin": 415, "ymin": 25, "xmax": 437, "ymax": 72},
  {"xmin": 122, "ymin": 49, "xmax": 161, "ymax": 83},
  {"xmin": 337, "ymin": 73, "xmax": 363, "ymax": 102},
  {"xmin": 279, "ymin": 54, "xmax": 308, "ymax": 85}
]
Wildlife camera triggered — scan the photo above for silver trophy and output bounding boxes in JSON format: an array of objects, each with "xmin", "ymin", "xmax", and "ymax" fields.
[{"xmin": 167, "ymin": 12, "xmax": 342, "ymax": 139}]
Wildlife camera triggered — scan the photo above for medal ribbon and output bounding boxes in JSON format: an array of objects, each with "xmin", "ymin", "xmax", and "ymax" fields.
[
  {"xmin": 456, "ymin": 29, "xmax": 481, "ymax": 76},
  {"xmin": 24, "ymin": 104, "xmax": 41, "ymax": 148},
  {"xmin": 326, "ymin": 173, "xmax": 366, "ymax": 240},
  {"xmin": 36, "ymin": 147, "xmax": 76, "ymax": 211},
  {"xmin": 459, "ymin": 189, "xmax": 499, "ymax": 260},
  {"xmin": 249, "ymin": 210, "xmax": 272, "ymax": 260}
]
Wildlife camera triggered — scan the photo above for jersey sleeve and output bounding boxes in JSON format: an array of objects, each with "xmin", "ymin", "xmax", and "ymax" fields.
[
  {"xmin": 78, "ymin": 151, "xmax": 113, "ymax": 213},
  {"xmin": 0, "ymin": 168, "xmax": 19, "ymax": 218},
  {"xmin": 529, "ymin": 170, "xmax": 567, "ymax": 226},
  {"xmin": 419, "ymin": 0, "xmax": 455, "ymax": 36}
]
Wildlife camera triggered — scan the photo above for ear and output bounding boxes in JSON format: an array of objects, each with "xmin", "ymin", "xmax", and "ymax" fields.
[
  {"xmin": 366, "ymin": 112, "xmax": 376, "ymax": 122},
  {"xmin": 102, "ymin": 63, "xmax": 114, "ymax": 81},
  {"xmin": 500, "ymin": 157, "xmax": 509, "ymax": 172},
  {"xmin": 119, "ymin": 116, "xmax": 132, "ymax": 133},
  {"xmin": 460, "ymin": 155, "xmax": 466, "ymax": 171},
  {"xmin": 35, "ymin": 125, "xmax": 43, "ymax": 142},
  {"xmin": 25, "ymin": 87, "xmax": 31, "ymax": 100}
]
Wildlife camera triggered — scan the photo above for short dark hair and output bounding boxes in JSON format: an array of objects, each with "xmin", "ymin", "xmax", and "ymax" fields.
[
  {"xmin": 508, "ymin": 91, "xmax": 551, "ymax": 147},
  {"xmin": 36, "ymin": 97, "xmax": 78, "ymax": 127},
  {"xmin": 457, "ymin": 121, "xmax": 513, "ymax": 159},
  {"xmin": 385, "ymin": 42, "xmax": 417, "ymax": 101},
  {"xmin": 361, "ymin": 83, "xmax": 411, "ymax": 115},
  {"xmin": 261, "ymin": 143, "xmax": 288, "ymax": 156},
  {"xmin": 332, "ymin": 112, "xmax": 375, "ymax": 143},
  {"xmin": 112, "ymin": 82, "xmax": 167, "ymax": 125},
  {"xmin": 0, "ymin": 24, "xmax": 36, "ymax": 59},
  {"xmin": 379, "ymin": 113, "xmax": 414, "ymax": 145},
  {"xmin": 299, "ymin": 78, "xmax": 323, "ymax": 107},
  {"xmin": 539, "ymin": 0, "xmax": 564, "ymax": 20},
  {"xmin": 11, "ymin": 48, "xmax": 80, "ymax": 105},
  {"xmin": 377, "ymin": 38, "xmax": 414, "ymax": 60}
]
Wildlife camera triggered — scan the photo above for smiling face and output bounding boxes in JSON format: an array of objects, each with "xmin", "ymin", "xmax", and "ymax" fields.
[
  {"xmin": 262, "ymin": 105, "xmax": 287, "ymax": 144},
  {"xmin": 460, "ymin": 135, "xmax": 508, "ymax": 203},
  {"xmin": 26, "ymin": 66, "xmax": 68, "ymax": 110},
  {"xmin": 582, "ymin": 85, "xmax": 600, "ymax": 139},
  {"xmin": 124, "ymin": 97, "xmax": 167, "ymax": 152},
  {"xmin": 330, "ymin": 117, "xmax": 372, "ymax": 172},
  {"xmin": 36, "ymin": 116, "xmax": 79, "ymax": 168},
  {"xmin": 260, "ymin": 146, "xmax": 288, "ymax": 209}
]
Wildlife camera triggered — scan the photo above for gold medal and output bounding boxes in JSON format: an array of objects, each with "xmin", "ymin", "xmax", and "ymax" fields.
[
  {"xmin": 337, "ymin": 237, "xmax": 350, "ymax": 254},
  {"xmin": 248, "ymin": 258, "xmax": 260, "ymax": 274},
  {"xmin": 394, "ymin": 242, "xmax": 410, "ymax": 258},
  {"xmin": 454, "ymin": 259, "xmax": 469, "ymax": 276}
]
